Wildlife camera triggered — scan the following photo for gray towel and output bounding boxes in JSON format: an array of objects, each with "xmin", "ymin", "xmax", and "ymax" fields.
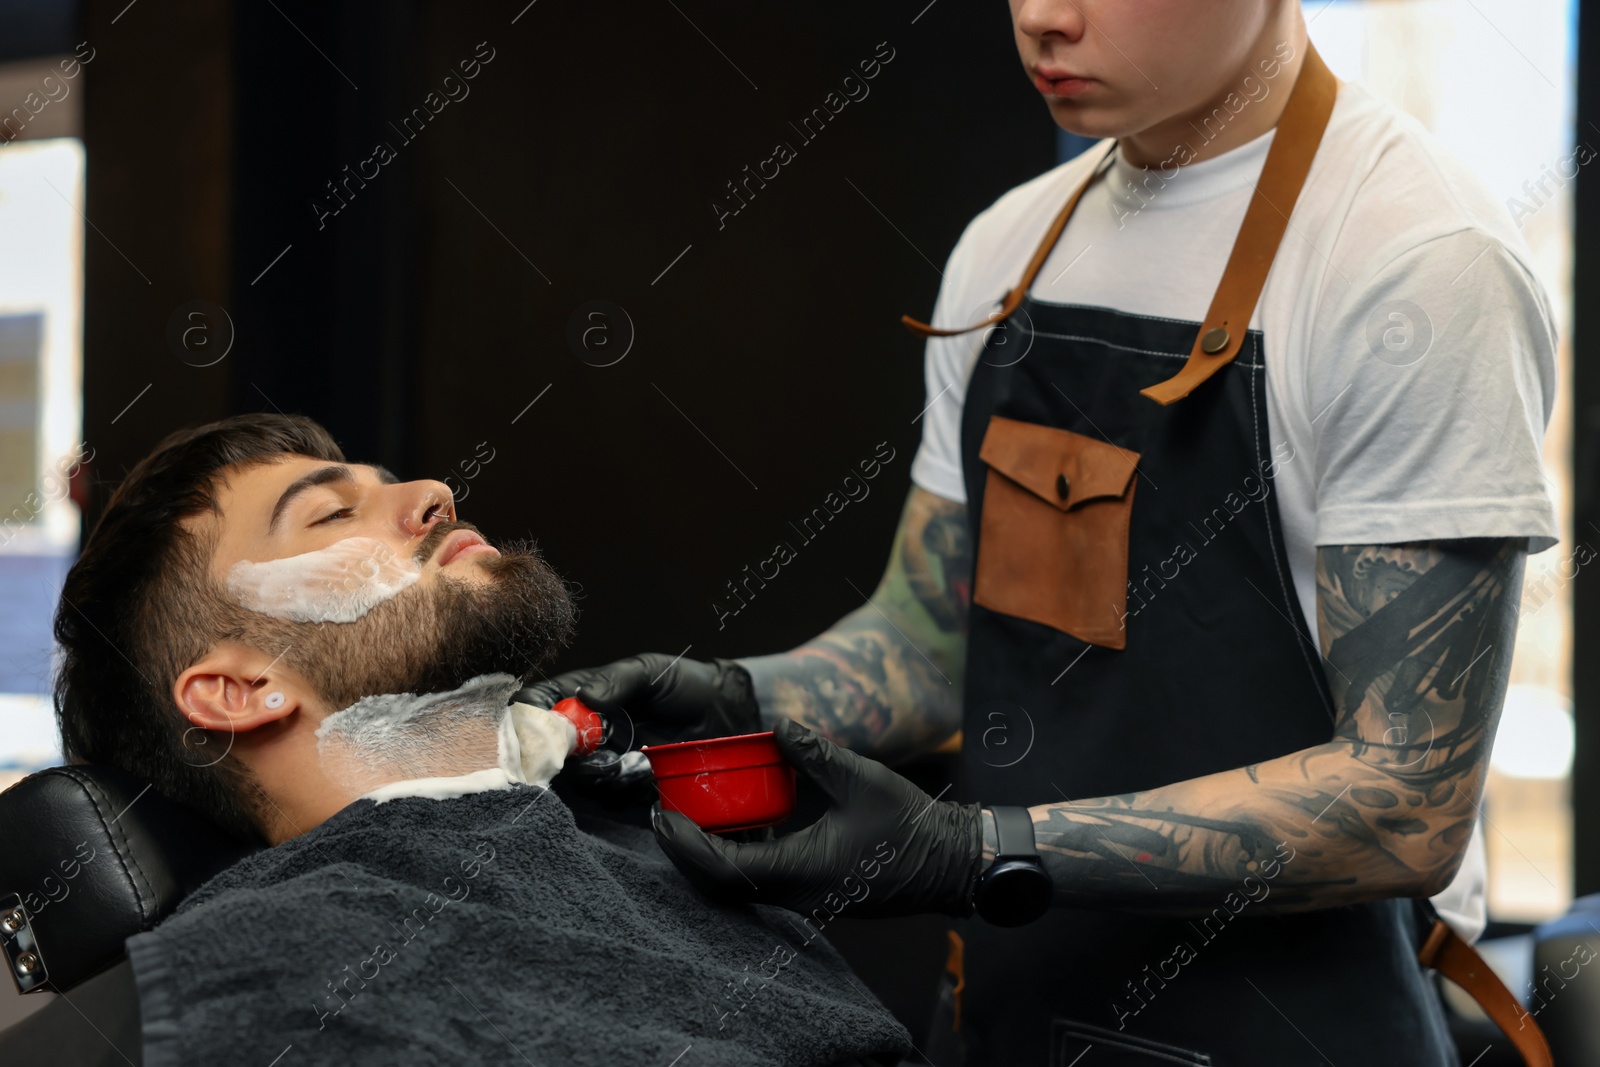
[{"xmin": 126, "ymin": 783, "xmax": 910, "ymax": 1066}]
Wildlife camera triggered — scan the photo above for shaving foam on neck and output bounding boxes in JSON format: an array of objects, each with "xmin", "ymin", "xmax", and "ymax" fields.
[
  {"xmin": 317, "ymin": 673, "xmax": 593, "ymax": 804},
  {"xmin": 317, "ymin": 673, "xmax": 519, "ymax": 798},
  {"xmin": 227, "ymin": 536, "xmax": 422, "ymax": 623}
]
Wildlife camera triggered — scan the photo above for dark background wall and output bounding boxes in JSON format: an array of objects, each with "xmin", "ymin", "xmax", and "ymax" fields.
[
  {"xmin": 1573, "ymin": 0, "xmax": 1600, "ymax": 901},
  {"xmin": 75, "ymin": 0, "xmax": 1060, "ymax": 1042},
  {"xmin": 84, "ymin": 0, "xmax": 1057, "ymax": 674},
  {"xmin": 80, "ymin": 0, "xmax": 234, "ymax": 491},
  {"xmin": 404, "ymin": 0, "xmax": 1040, "ymax": 676}
]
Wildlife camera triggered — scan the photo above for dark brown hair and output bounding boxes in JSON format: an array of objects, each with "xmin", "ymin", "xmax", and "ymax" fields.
[{"xmin": 53, "ymin": 414, "xmax": 346, "ymax": 842}]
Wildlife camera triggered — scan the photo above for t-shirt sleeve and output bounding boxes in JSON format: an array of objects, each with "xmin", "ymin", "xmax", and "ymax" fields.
[
  {"xmin": 909, "ymin": 227, "xmax": 989, "ymax": 506},
  {"xmin": 1308, "ymin": 227, "xmax": 1559, "ymax": 553}
]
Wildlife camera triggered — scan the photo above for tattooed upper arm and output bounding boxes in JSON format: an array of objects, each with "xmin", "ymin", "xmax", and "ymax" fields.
[
  {"xmin": 1315, "ymin": 538, "xmax": 1524, "ymax": 894},
  {"xmin": 742, "ymin": 486, "xmax": 972, "ymax": 762},
  {"xmin": 895, "ymin": 487, "xmax": 973, "ymax": 633},
  {"xmin": 870, "ymin": 485, "xmax": 972, "ymax": 652}
]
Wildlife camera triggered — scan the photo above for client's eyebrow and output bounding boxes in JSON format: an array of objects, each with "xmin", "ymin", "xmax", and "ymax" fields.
[{"xmin": 268, "ymin": 464, "xmax": 398, "ymax": 534}]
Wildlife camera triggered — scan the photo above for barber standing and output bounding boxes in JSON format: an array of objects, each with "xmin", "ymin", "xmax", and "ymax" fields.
[{"xmin": 529, "ymin": 2, "xmax": 1559, "ymax": 1063}]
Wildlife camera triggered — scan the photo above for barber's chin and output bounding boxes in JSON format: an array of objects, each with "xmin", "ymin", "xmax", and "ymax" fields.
[{"xmin": 1049, "ymin": 107, "xmax": 1130, "ymax": 141}]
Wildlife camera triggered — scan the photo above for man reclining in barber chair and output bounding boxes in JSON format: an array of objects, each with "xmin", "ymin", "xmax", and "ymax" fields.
[{"xmin": 0, "ymin": 413, "xmax": 911, "ymax": 1066}]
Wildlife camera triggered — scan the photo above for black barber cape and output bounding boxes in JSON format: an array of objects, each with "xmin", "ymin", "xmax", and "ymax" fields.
[{"xmin": 126, "ymin": 783, "xmax": 910, "ymax": 1067}]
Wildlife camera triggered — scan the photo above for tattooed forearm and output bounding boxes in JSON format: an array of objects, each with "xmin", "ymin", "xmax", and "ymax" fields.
[
  {"xmin": 1028, "ymin": 538, "xmax": 1523, "ymax": 913},
  {"xmin": 741, "ymin": 486, "xmax": 970, "ymax": 764}
]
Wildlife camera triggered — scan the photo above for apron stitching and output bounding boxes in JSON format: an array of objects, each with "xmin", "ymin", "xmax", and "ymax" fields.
[
  {"xmin": 1251, "ymin": 333, "xmax": 1337, "ymax": 723},
  {"xmin": 1028, "ymin": 331, "xmax": 1266, "ymax": 366},
  {"xmin": 1026, "ymin": 297, "xmax": 1244, "ymax": 333},
  {"xmin": 1053, "ymin": 1023, "xmax": 1214, "ymax": 1067}
]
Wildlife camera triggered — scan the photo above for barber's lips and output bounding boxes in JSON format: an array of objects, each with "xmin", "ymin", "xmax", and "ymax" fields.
[
  {"xmin": 437, "ymin": 530, "xmax": 499, "ymax": 566},
  {"xmin": 1034, "ymin": 71, "xmax": 1093, "ymax": 97}
]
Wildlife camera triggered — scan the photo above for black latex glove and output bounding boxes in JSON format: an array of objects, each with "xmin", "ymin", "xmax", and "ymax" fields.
[
  {"xmin": 517, "ymin": 654, "xmax": 762, "ymax": 749},
  {"xmin": 652, "ymin": 718, "xmax": 985, "ymax": 919}
]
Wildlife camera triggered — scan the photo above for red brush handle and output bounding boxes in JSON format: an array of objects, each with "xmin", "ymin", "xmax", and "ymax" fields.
[{"xmin": 550, "ymin": 697, "xmax": 606, "ymax": 757}]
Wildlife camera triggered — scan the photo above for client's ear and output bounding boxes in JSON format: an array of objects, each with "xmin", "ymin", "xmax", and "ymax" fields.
[{"xmin": 175, "ymin": 640, "xmax": 306, "ymax": 733}]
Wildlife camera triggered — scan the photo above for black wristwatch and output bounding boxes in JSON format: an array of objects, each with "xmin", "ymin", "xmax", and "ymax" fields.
[{"xmin": 973, "ymin": 806, "xmax": 1054, "ymax": 927}]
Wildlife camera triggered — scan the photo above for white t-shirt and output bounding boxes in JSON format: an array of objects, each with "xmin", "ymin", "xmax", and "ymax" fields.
[{"xmin": 911, "ymin": 80, "xmax": 1560, "ymax": 941}]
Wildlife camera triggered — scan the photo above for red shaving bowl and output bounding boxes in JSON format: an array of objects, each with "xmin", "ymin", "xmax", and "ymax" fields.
[
  {"xmin": 550, "ymin": 697, "xmax": 606, "ymax": 756},
  {"xmin": 642, "ymin": 731, "xmax": 796, "ymax": 834}
]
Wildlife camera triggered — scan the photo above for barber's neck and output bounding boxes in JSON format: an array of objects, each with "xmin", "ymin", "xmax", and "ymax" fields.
[{"xmin": 1116, "ymin": 13, "xmax": 1308, "ymax": 170}]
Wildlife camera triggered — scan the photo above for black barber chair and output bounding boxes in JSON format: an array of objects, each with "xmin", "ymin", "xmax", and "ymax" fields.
[{"xmin": 0, "ymin": 765, "xmax": 258, "ymax": 1066}]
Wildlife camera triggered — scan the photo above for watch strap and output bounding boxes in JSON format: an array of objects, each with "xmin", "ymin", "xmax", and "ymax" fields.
[{"xmin": 990, "ymin": 806, "xmax": 1038, "ymax": 863}]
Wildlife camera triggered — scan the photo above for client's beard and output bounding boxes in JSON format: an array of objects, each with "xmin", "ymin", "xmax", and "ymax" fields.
[{"xmin": 234, "ymin": 522, "xmax": 576, "ymax": 712}]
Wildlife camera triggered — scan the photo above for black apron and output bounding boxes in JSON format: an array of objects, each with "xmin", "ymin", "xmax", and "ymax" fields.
[{"xmin": 930, "ymin": 44, "xmax": 1459, "ymax": 1067}]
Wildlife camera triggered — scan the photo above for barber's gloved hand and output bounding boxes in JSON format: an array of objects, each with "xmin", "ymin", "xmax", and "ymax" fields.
[
  {"xmin": 517, "ymin": 654, "xmax": 762, "ymax": 748},
  {"xmin": 652, "ymin": 718, "xmax": 985, "ymax": 919}
]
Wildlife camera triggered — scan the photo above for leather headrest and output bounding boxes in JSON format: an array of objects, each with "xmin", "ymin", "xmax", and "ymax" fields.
[{"xmin": 0, "ymin": 765, "xmax": 260, "ymax": 993}]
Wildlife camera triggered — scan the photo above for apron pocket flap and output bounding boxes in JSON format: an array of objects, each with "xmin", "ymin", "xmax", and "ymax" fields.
[
  {"xmin": 978, "ymin": 415, "xmax": 1141, "ymax": 511},
  {"xmin": 972, "ymin": 415, "xmax": 1140, "ymax": 649}
]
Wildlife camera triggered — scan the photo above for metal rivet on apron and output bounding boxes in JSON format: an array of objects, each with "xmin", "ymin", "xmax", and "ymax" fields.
[
  {"xmin": 1056, "ymin": 473, "xmax": 1070, "ymax": 499},
  {"xmin": 1200, "ymin": 326, "xmax": 1230, "ymax": 354}
]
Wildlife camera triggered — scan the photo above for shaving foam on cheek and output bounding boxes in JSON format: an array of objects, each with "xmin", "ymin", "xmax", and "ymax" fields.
[{"xmin": 227, "ymin": 536, "xmax": 422, "ymax": 623}]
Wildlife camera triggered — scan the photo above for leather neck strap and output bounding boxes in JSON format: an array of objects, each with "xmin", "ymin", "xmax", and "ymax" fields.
[
  {"xmin": 901, "ymin": 41, "xmax": 1339, "ymax": 407},
  {"xmin": 1141, "ymin": 40, "xmax": 1337, "ymax": 404},
  {"xmin": 899, "ymin": 140, "xmax": 1117, "ymax": 341}
]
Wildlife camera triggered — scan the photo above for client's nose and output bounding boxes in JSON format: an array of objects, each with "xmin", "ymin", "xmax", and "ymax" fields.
[{"xmin": 400, "ymin": 480, "xmax": 456, "ymax": 538}]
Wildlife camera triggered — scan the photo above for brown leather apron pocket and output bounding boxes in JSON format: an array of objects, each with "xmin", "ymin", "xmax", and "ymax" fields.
[{"xmin": 974, "ymin": 416, "xmax": 1141, "ymax": 649}]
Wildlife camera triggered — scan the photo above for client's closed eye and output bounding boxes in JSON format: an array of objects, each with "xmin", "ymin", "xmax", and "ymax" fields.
[{"xmin": 313, "ymin": 507, "xmax": 354, "ymax": 525}]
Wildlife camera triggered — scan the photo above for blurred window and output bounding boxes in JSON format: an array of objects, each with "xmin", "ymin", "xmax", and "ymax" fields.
[{"xmin": 0, "ymin": 55, "xmax": 87, "ymax": 788}]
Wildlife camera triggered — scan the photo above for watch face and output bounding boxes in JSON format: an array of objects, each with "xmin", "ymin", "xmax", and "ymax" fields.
[{"xmin": 978, "ymin": 860, "xmax": 1054, "ymax": 927}]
